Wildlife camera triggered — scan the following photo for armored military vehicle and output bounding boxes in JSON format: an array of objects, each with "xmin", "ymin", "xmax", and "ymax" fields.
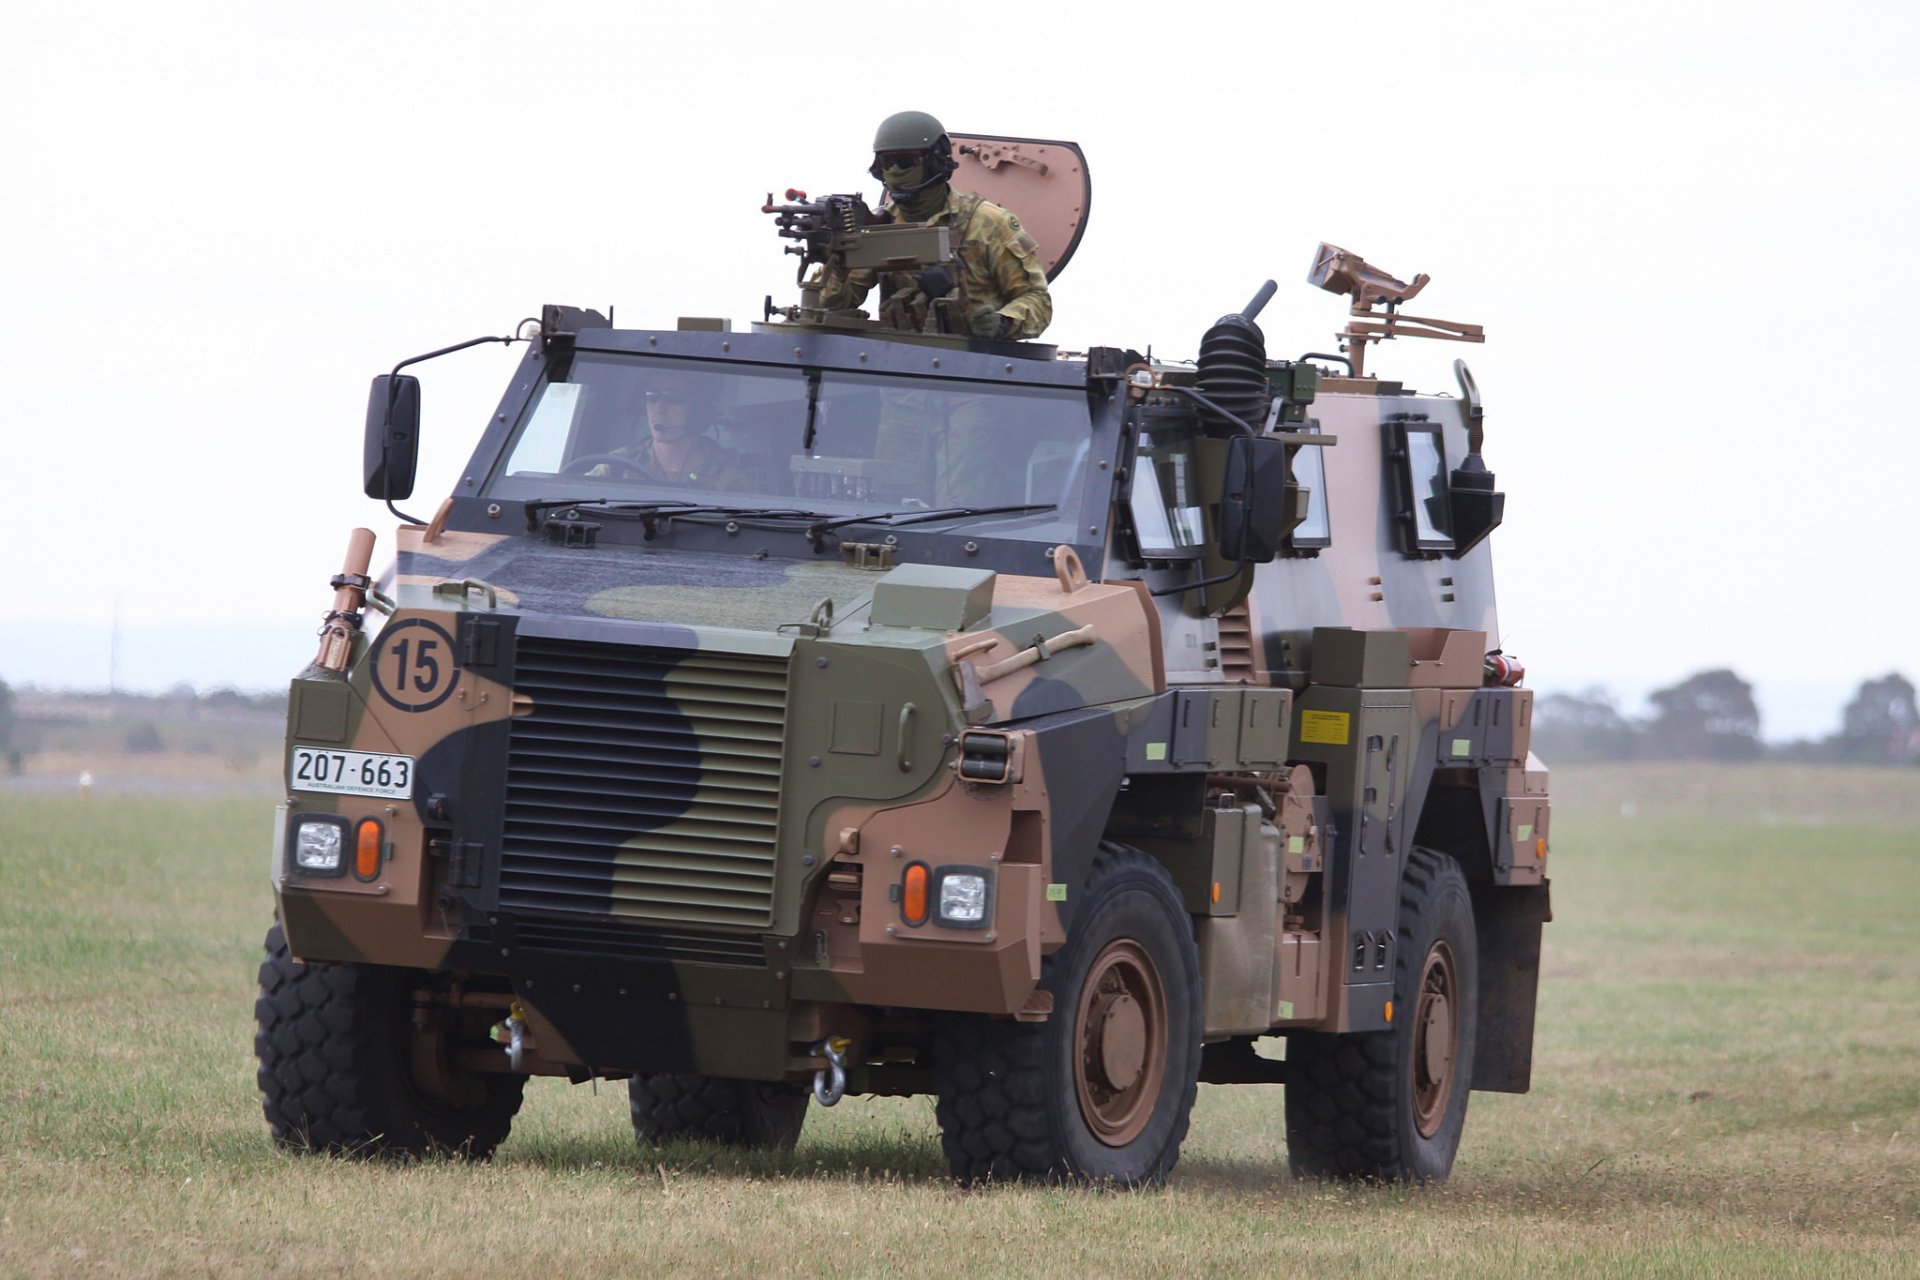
[{"xmin": 256, "ymin": 134, "xmax": 1550, "ymax": 1186}]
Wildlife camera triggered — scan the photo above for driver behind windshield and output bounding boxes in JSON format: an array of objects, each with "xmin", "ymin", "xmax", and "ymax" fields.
[{"xmin": 589, "ymin": 372, "xmax": 752, "ymax": 490}]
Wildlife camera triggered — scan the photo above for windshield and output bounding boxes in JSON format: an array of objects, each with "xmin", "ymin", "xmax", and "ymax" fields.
[{"xmin": 486, "ymin": 354, "xmax": 1094, "ymax": 539}]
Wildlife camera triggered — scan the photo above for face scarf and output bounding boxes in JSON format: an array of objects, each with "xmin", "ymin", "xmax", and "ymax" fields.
[{"xmin": 881, "ymin": 158, "xmax": 947, "ymax": 222}]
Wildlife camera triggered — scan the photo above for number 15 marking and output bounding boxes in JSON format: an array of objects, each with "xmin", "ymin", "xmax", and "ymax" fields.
[{"xmin": 370, "ymin": 617, "xmax": 459, "ymax": 712}]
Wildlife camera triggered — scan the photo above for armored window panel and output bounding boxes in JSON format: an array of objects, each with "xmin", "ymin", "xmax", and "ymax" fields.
[
  {"xmin": 505, "ymin": 382, "xmax": 580, "ymax": 474},
  {"xmin": 1285, "ymin": 423, "xmax": 1332, "ymax": 553},
  {"xmin": 1386, "ymin": 416, "xmax": 1455, "ymax": 557},
  {"xmin": 1125, "ymin": 429, "xmax": 1207, "ymax": 561}
]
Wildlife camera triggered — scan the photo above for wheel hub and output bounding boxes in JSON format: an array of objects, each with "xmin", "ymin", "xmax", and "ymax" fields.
[
  {"xmin": 1098, "ymin": 993, "xmax": 1146, "ymax": 1090},
  {"xmin": 1411, "ymin": 940, "xmax": 1459, "ymax": 1139},
  {"xmin": 1072, "ymin": 940, "xmax": 1168, "ymax": 1146}
]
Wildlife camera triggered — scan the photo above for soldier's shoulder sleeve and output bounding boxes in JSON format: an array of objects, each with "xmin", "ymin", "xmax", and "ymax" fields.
[
  {"xmin": 990, "ymin": 204, "xmax": 1051, "ymax": 338},
  {"xmin": 967, "ymin": 197, "xmax": 1018, "ymax": 242},
  {"xmin": 980, "ymin": 203, "xmax": 1045, "ymax": 269}
]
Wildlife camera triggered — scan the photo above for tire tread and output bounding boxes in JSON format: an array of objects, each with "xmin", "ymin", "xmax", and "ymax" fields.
[
  {"xmin": 627, "ymin": 1072, "xmax": 808, "ymax": 1150},
  {"xmin": 933, "ymin": 841, "xmax": 1201, "ymax": 1186},
  {"xmin": 1285, "ymin": 847, "xmax": 1471, "ymax": 1181},
  {"xmin": 253, "ymin": 922, "xmax": 523, "ymax": 1158}
]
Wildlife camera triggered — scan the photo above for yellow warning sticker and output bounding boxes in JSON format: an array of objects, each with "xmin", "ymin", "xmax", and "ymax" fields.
[
  {"xmin": 1452, "ymin": 738, "xmax": 1472, "ymax": 756},
  {"xmin": 1299, "ymin": 710, "xmax": 1351, "ymax": 745},
  {"xmin": 1046, "ymin": 883, "xmax": 1068, "ymax": 902},
  {"xmin": 1517, "ymin": 823, "xmax": 1533, "ymax": 842},
  {"xmin": 1275, "ymin": 1000, "xmax": 1294, "ymax": 1020},
  {"xmin": 1288, "ymin": 835, "xmax": 1305, "ymax": 854},
  {"xmin": 1145, "ymin": 742, "xmax": 1168, "ymax": 761}
]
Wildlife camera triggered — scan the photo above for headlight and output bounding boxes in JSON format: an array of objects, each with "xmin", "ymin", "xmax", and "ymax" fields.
[
  {"xmin": 290, "ymin": 815, "xmax": 349, "ymax": 876},
  {"xmin": 935, "ymin": 866, "xmax": 994, "ymax": 929},
  {"xmin": 939, "ymin": 873, "xmax": 987, "ymax": 921},
  {"xmin": 958, "ymin": 731, "xmax": 1014, "ymax": 783}
]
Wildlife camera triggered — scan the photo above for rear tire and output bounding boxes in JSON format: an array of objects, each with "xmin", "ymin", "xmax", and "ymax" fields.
[
  {"xmin": 1285, "ymin": 847, "xmax": 1477, "ymax": 1181},
  {"xmin": 254, "ymin": 922, "xmax": 524, "ymax": 1158},
  {"xmin": 627, "ymin": 1073, "xmax": 809, "ymax": 1150},
  {"xmin": 934, "ymin": 842, "xmax": 1201, "ymax": 1186}
]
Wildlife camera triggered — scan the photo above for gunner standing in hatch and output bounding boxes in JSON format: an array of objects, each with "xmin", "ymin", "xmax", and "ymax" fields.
[{"xmin": 816, "ymin": 111, "xmax": 1052, "ymax": 340}]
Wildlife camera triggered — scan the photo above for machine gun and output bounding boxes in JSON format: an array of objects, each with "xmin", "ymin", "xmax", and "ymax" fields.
[
  {"xmin": 762, "ymin": 189, "xmax": 965, "ymax": 332},
  {"xmin": 763, "ymin": 190, "xmax": 882, "ymax": 284}
]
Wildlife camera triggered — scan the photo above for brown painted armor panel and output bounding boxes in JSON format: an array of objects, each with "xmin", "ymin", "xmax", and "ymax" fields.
[{"xmin": 945, "ymin": 134, "xmax": 1089, "ymax": 281}]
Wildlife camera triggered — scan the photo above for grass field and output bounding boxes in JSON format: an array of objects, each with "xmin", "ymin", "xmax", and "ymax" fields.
[{"xmin": 2, "ymin": 765, "xmax": 1916, "ymax": 1277}]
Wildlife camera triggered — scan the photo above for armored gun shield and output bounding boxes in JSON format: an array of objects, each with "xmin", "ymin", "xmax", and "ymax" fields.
[{"xmin": 945, "ymin": 134, "xmax": 1090, "ymax": 281}]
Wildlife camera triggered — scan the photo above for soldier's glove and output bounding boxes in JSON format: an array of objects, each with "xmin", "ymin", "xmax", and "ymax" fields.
[{"xmin": 966, "ymin": 304, "xmax": 1008, "ymax": 339}]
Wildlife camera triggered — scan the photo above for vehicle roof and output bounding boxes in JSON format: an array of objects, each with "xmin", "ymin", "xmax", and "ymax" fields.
[{"xmin": 569, "ymin": 324, "xmax": 1092, "ymax": 389}]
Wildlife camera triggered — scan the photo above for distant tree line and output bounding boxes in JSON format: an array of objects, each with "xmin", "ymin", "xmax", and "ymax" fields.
[
  {"xmin": 0, "ymin": 676, "xmax": 16, "ymax": 772},
  {"xmin": 1533, "ymin": 670, "xmax": 1920, "ymax": 765},
  {"xmin": 4, "ymin": 672, "xmax": 1915, "ymax": 772},
  {"xmin": 0, "ymin": 678, "xmax": 286, "ymax": 771}
]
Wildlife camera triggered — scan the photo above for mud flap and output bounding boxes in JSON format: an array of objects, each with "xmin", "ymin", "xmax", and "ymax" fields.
[{"xmin": 1469, "ymin": 880, "xmax": 1551, "ymax": 1093}]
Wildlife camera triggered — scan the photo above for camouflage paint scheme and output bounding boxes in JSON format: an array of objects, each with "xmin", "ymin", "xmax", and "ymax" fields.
[{"xmin": 275, "ymin": 279, "xmax": 1548, "ymax": 1097}]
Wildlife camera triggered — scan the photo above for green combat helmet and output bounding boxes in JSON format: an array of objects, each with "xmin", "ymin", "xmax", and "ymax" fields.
[{"xmin": 867, "ymin": 109, "xmax": 958, "ymax": 196}]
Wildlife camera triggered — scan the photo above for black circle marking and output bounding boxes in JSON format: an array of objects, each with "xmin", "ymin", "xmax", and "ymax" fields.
[{"xmin": 371, "ymin": 618, "xmax": 459, "ymax": 712}]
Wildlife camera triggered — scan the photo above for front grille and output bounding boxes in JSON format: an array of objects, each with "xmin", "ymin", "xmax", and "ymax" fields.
[
  {"xmin": 514, "ymin": 919, "xmax": 767, "ymax": 967},
  {"xmin": 499, "ymin": 634, "xmax": 789, "ymax": 930}
]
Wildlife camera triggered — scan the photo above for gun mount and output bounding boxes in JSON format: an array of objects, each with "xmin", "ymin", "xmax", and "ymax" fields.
[
  {"xmin": 763, "ymin": 191, "xmax": 957, "ymax": 283},
  {"xmin": 761, "ymin": 188, "xmax": 963, "ymax": 332},
  {"xmin": 1309, "ymin": 242, "xmax": 1483, "ymax": 378}
]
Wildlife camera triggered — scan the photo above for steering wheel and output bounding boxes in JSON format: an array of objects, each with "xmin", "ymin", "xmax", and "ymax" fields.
[{"xmin": 559, "ymin": 452, "xmax": 658, "ymax": 478}]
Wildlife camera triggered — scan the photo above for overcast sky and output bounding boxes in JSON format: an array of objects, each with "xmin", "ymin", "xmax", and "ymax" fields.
[{"xmin": 2, "ymin": 1, "xmax": 1914, "ymax": 740}]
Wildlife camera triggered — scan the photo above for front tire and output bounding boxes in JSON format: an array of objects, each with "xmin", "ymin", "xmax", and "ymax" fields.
[
  {"xmin": 934, "ymin": 842, "xmax": 1202, "ymax": 1186},
  {"xmin": 254, "ymin": 923, "xmax": 524, "ymax": 1158},
  {"xmin": 1285, "ymin": 847, "xmax": 1478, "ymax": 1181},
  {"xmin": 627, "ymin": 1073, "xmax": 809, "ymax": 1150}
]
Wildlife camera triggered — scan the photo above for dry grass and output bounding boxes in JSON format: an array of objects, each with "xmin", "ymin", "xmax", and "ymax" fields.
[{"xmin": 2, "ymin": 766, "xmax": 1916, "ymax": 1277}]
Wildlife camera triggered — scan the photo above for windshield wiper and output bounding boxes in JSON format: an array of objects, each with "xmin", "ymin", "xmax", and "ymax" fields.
[
  {"xmin": 522, "ymin": 497, "xmax": 1058, "ymax": 552},
  {"xmin": 524, "ymin": 498, "xmax": 700, "ymax": 526},
  {"xmin": 881, "ymin": 502, "xmax": 1058, "ymax": 528},
  {"xmin": 523, "ymin": 498, "xmax": 835, "ymax": 530},
  {"xmin": 801, "ymin": 502, "xmax": 1059, "ymax": 552},
  {"xmin": 807, "ymin": 502, "xmax": 1058, "ymax": 538}
]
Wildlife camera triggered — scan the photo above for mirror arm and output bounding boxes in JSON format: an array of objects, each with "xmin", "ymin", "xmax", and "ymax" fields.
[
  {"xmin": 1153, "ymin": 385, "xmax": 1258, "ymax": 437},
  {"xmin": 1146, "ymin": 563, "xmax": 1247, "ymax": 598},
  {"xmin": 388, "ymin": 334, "xmax": 519, "ymax": 379},
  {"xmin": 378, "ymin": 334, "xmax": 522, "ymax": 526},
  {"xmin": 385, "ymin": 495, "xmax": 426, "ymax": 527},
  {"xmin": 386, "ymin": 334, "xmax": 520, "ymax": 431}
]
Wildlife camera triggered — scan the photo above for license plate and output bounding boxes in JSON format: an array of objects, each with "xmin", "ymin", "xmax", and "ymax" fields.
[{"xmin": 289, "ymin": 747, "xmax": 415, "ymax": 799}]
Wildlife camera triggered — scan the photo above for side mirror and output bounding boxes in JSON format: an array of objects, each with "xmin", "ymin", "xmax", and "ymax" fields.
[
  {"xmin": 363, "ymin": 374, "xmax": 421, "ymax": 501},
  {"xmin": 1216, "ymin": 435, "xmax": 1294, "ymax": 563}
]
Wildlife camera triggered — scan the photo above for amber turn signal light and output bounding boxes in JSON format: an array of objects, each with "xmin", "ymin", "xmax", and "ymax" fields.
[
  {"xmin": 901, "ymin": 862, "xmax": 930, "ymax": 926},
  {"xmin": 353, "ymin": 818, "xmax": 383, "ymax": 882}
]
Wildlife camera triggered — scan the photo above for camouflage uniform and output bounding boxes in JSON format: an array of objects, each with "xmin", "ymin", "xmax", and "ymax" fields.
[
  {"xmin": 593, "ymin": 436, "xmax": 753, "ymax": 490},
  {"xmin": 820, "ymin": 190, "xmax": 1052, "ymax": 340}
]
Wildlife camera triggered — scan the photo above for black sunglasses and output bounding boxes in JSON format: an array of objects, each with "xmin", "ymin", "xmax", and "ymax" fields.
[{"xmin": 644, "ymin": 389, "xmax": 689, "ymax": 405}]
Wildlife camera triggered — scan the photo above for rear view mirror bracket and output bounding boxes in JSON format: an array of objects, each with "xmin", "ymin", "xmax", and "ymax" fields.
[{"xmin": 361, "ymin": 331, "xmax": 526, "ymax": 525}]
